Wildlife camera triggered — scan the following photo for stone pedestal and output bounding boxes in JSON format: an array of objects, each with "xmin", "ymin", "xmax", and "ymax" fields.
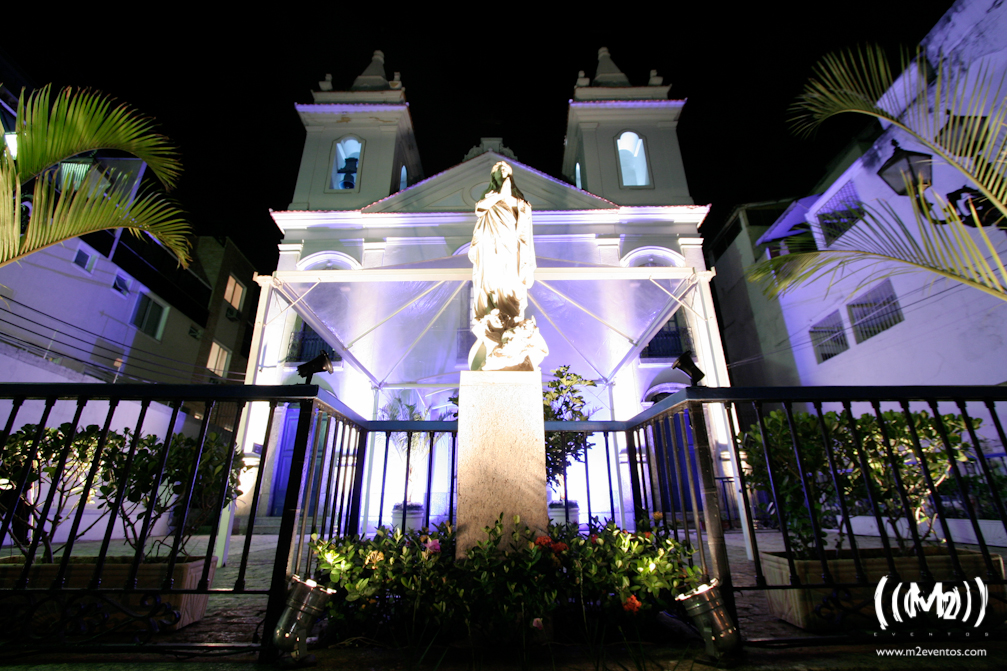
[{"xmin": 456, "ymin": 370, "xmax": 547, "ymax": 556}]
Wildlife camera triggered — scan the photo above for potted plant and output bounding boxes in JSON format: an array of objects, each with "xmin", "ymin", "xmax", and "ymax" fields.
[
  {"xmin": 0, "ymin": 423, "xmax": 118, "ymax": 562},
  {"xmin": 933, "ymin": 463, "xmax": 1007, "ymax": 546},
  {"xmin": 0, "ymin": 422, "xmax": 244, "ymax": 633},
  {"xmin": 379, "ymin": 394, "xmax": 448, "ymax": 530},
  {"xmin": 544, "ymin": 366, "xmax": 597, "ymax": 525},
  {"xmin": 94, "ymin": 430, "xmax": 245, "ymax": 629},
  {"xmin": 738, "ymin": 408, "xmax": 1004, "ymax": 631}
]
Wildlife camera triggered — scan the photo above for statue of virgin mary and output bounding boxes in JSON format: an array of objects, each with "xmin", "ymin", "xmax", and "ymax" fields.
[
  {"xmin": 469, "ymin": 161, "xmax": 535, "ymax": 321},
  {"xmin": 468, "ymin": 162, "xmax": 547, "ymax": 371}
]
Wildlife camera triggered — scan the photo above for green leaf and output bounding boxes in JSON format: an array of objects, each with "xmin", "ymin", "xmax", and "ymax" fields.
[
  {"xmin": 1, "ymin": 85, "xmax": 190, "ymax": 269},
  {"xmin": 747, "ymin": 46, "xmax": 1007, "ymax": 304}
]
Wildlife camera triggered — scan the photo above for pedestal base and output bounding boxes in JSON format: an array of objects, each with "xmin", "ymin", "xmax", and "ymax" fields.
[{"xmin": 456, "ymin": 370, "xmax": 548, "ymax": 556}]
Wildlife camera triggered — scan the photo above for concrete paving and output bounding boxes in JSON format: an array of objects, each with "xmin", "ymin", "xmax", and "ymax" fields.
[{"xmin": 2, "ymin": 531, "xmax": 1004, "ymax": 669}]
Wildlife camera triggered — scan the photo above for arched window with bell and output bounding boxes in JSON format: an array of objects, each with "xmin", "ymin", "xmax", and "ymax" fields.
[
  {"xmin": 328, "ymin": 136, "xmax": 363, "ymax": 191},
  {"xmin": 615, "ymin": 131, "xmax": 652, "ymax": 187}
]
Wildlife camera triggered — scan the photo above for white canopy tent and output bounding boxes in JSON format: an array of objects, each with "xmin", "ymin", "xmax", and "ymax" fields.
[{"xmin": 264, "ymin": 255, "xmax": 703, "ymax": 390}]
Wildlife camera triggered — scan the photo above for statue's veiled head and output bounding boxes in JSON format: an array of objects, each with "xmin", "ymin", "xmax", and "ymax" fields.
[{"xmin": 482, "ymin": 161, "xmax": 525, "ymax": 200}]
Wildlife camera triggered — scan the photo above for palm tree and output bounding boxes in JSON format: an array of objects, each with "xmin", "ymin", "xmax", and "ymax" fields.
[
  {"xmin": 1, "ymin": 85, "xmax": 190, "ymax": 269},
  {"xmin": 747, "ymin": 46, "xmax": 1007, "ymax": 303}
]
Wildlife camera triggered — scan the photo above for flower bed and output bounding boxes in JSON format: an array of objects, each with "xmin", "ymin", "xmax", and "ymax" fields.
[{"xmin": 310, "ymin": 516, "xmax": 702, "ymax": 657}]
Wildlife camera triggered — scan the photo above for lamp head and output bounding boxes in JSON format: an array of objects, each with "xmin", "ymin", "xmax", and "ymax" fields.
[
  {"xmin": 877, "ymin": 140, "xmax": 932, "ymax": 196},
  {"xmin": 672, "ymin": 351, "xmax": 705, "ymax": 386},
  {"xmin": 297, "ymin": 351, "xmax": 334, "ymax": 384}
]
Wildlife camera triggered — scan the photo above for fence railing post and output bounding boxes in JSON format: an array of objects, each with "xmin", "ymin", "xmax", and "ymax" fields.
[
  {"xmin": 624, "ymin": 427, "xmax": 646, "ymax": 524},
  {"xmin": 261, "ymin": 398, "xmax": 315, "ymax": 661},
  {"xmin": 687, "ymin": 400, "xmax": 737, "ymax": 624},
  {"xmin": 345, "ymin": 427, "xmax": 369, "ymax": 537}
]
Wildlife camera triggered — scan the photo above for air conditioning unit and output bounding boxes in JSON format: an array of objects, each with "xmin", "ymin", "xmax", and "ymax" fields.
[{"xmin": 225, "ymin": 306, "xmax": 240, "ymax": 322}]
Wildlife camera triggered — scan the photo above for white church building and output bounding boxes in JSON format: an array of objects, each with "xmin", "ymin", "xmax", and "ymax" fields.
[{"xmin": 239, "ymin": 48, "xmax": 732, "ymax": 527}]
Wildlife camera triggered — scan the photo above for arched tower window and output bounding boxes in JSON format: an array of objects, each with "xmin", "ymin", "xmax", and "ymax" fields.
[
  {"xmin": 616, "ymin": 131, "xmax": 650, "ymax": 187},
  {"xmin": 330, "ymin": 137, "xmax": 363, "ymax": 190},
  {"xmin": 575, "ymin": 162, "xmax": 583, "ymax": 190},
  {"xmin": 399, "ymin": 165, "xmax": 408, "ymax": 191}
]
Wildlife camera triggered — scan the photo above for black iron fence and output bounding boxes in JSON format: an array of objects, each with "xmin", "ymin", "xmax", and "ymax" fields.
[
  {"xmin": 0, "ymin": 383, "xmax": 361, "ymax": 660},
  {"xmin": 1, "ymin": 383, "xmax": 1005, "ymax": 658},
  {"xmin": 665, "ymin": 386, "xmax": 1007, "ymax": 643}
]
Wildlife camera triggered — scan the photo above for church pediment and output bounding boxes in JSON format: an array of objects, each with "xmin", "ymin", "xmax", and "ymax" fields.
[{"xmin": 362, "ymin": 152, "xmax": 617, "ymax": 213}]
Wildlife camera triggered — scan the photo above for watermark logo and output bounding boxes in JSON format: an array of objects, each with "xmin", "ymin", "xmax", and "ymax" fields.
[{"xmin": 874, "ymin": 576, "xmax": 988, "ymax": 630}]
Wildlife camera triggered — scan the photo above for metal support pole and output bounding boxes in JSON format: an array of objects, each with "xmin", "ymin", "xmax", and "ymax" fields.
[{"xmin": 688, "ymin": 401, "xmax": 737, "ymax": 625}]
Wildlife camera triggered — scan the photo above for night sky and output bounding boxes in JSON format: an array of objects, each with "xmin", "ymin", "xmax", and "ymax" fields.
[{"xmin": 2, "ymin": 4, "xmax": 954, "ymax": 271}]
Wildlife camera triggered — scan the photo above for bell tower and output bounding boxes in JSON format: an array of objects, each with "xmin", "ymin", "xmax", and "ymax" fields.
[
  {"xmin": 561, "ymin": 48, "xmax": 692, "ymax": 206},
  {"xmin": 289, "ymin": 51, "xmax": 423, "ymax": 211}
]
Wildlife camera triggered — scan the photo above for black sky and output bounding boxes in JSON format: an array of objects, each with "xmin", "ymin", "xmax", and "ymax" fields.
[{"xmin": 2, "ymin": 4, "xmax": 954, "ymax": 271}]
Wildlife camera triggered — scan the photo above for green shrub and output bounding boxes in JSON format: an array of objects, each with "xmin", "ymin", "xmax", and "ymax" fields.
[
  {"xmin": 738, "ymin": 408, "xmax": 977, "ymax": 557},
  {"xmin": 311, "ymin": 516, "xmax": 701, "ymax": 655},
  {"xmin": 0, "ymin": 421, "xmax": 244, "ymax": 562}
]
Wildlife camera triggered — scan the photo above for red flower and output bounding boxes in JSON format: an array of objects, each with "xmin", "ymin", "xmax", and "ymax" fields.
[
  {"xmin": 643, "ymin": 532, "xmax": 652, "ymax": 539},
  {"xmin": 589, "ymin": 534, "xmax": 599, "ymax": 544},
  {"xmin": 550, "ymin": 541, "xmax": 569, "ymax": 553},
  {"xmin": 534, "ymin": 536, "xmax": 553, "ymax": 547},
  {"xmin": 623, "ymin": 595, "xmax": 642, "ymax": 613}
]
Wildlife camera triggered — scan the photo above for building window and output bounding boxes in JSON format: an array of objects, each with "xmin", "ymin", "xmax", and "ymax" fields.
[
  {"xmin": 575, "ymin": 162, "xmax": 582, "ymax": 190},
  {"xmin": 223, "ymin": 275, "xmax": 245, "ymax": 310},
  {"xmin": 284, "ymin": 323, "xmax": 340, "ymax": 364},
  {"xmin": 816, "ymin": 181, "xmax": 865, "ymax": 245},
  {"xmin": 132, "ymin": 293, "xmax": 168, "ymax": 339},
  {"xmin": 112, "ymin": 274, "xmax": 132, "ymax": 295},
  {"xmin": 399, "ymin": 165, "xmax": 408, "ymax": 191},
  {"xmin": 616, "ymin": 131, "xmax": 651, "ymax": 187},
  {"xmin": 846, "ymin": 279, "xmax": 904, "ymax": 344},
  {"xmin": 72, "ymin": 247, "xmax": 95, "ymax": 272},
  {"xmin": 641, "ymin": 311, "xmax": 691, "ymax": 360},
  {"xmin": 207, "ymin": 341, "xmax": 231, "ymax": 377},
  {"xmin": 329, "ymin": 137, "xmax": 362, "ymax": 190},
  {"xmin": 809, "ymin": 311, "xmax": 849, "ymax": 363}
]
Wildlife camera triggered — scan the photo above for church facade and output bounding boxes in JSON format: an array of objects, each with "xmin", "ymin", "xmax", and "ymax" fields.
[{"xmin": 239, "ymin": 49, "xmax": 731, "ymax": 528}]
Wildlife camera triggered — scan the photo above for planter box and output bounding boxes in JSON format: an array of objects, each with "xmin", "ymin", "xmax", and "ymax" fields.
[
  {"xmin": 845, "ymin": 515, "xmax": 1007, "ymax": 548},
  {"xmin": 391, "ymin": 506, "xmax": 425, "ymax": 532},
  {"xmin": 761, "ymin": 547, "xmax": 1005, "ymax": 632},
  {"xmin": 548, "ymin": 503, "xmax": 579, "ymax": 526},
  {"xmin": 0, "ymin": 556, "xmax": 217, "ymax": 633}
]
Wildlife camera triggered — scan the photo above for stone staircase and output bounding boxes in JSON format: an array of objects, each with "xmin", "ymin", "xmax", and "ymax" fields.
[{"xmin": 237, "ymin": 516, "xmax": 283, "ymax": 535}]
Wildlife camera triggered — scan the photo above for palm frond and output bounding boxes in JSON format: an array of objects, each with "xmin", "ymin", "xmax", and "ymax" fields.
[
  {"xmin": 1, "ymin": 163, "xmax": 190, "ymax": 269},
  {"xmin": 748, "ymin": 192, "xmax": 1007, "ymax": 302},
  {"xmin": 790, "ymin": 45, "xmax": 897, "ymax": 138},
  {"xmin": 792, "ymin": 45, "xmax": 1007, "ymax": 225},
  {"xmin": 13, "ymin": 85, "xmax": 181, "ymax": 189},
  {"xmin": 0, "ymin": 149, "xmax": 21, "ymax": 265},
  {"xmin": 763, "ymin": 45, "xmax": 1007, "ymax": 303}
]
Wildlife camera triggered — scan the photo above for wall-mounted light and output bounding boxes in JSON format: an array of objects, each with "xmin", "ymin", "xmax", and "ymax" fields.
[
  {"xmin": 877, "ymin": 137, "xmax": 1005, "ymax": 233},
  {"xmin": 877, "ymin": 140, "xmax": 932, "ymax": 197},
  {"xmin": 272, "ymin": 575, "xmax": 337, "ymax": 664}
]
